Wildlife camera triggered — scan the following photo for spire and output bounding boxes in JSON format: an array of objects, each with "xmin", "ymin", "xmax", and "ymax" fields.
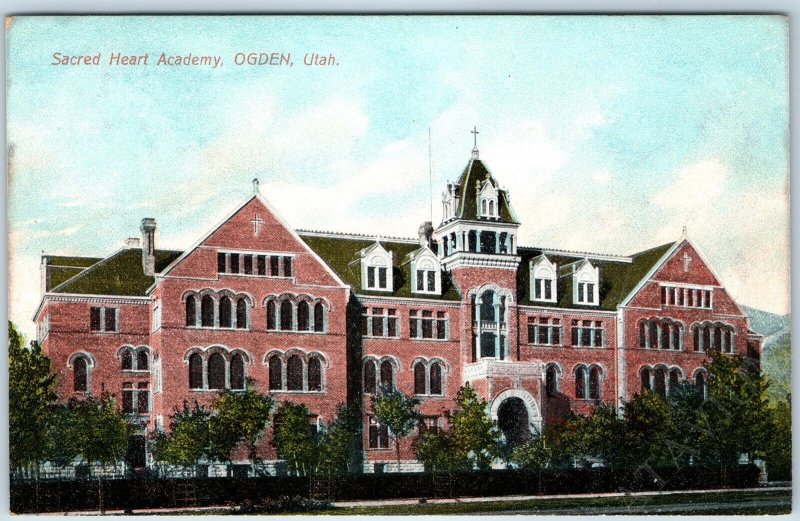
[{"xmin": 471, "ymin": 125, "xmax": 480, "ymax": 160}]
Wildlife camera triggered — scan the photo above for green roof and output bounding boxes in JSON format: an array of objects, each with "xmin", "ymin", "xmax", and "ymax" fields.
[
  {"xmin": 450, "ymin": 159, "xmax": 519, "ymax": 225},
  {"xmin": 516, "ymin": 242, "xmax": 676, "ymax": 310},
  {"xmin": 43, "ymin": 255, "xmax": 103, "ymax": 291},
  {"xmin": 300, "ymin": 233, "xmax": 462, "ymax": 301},
  {"xmin": 51, "ymin": 248, "xmax": 182, "ymax": 296}
]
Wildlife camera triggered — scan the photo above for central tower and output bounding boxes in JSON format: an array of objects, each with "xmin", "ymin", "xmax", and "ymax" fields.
[{"xmin": 434, "ymin": 132, "xmax": 522, "ymax": 364}]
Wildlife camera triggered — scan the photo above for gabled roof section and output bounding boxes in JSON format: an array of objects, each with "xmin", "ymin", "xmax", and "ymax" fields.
[
  {"xmin": 43, "ymin": 255, "xmax": 103, "ymax": 291},
  {"xmin": 452, "ymin": 159, "xmax": 519, "ymax": 224},
  {"xmin": 517, "ymin": 241, "xmax": 676, "ymax": 311},
  {"xmin": 300, "ymin": 232, "xmax": 461, "ymax": 301},
  {"xmin": 401, "ymin": 245, "xmax": 436, "ymax": 266},
  {"xmin": 50, "ymin": 248, "xmax": 182, "ymax": 296}
]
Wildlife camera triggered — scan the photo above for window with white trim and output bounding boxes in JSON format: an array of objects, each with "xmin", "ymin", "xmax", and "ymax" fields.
[
  {"xmin": 527, "ymin": 317, "xmax": 562, "ymax": 346},
  {"xmin": 217, "ymin": 251, "xmax": 293, "ymax": 278},
  {"xmin": 122, "ymin": 382, "xmax": 150, "ymax": 415},
  {"xmin": 368, "ymin": 416, "xmax": 390, "ymax": 449},
  {"xmin": 413, "ymin": 256, "xmax": 440, "ymax": 295},
  {"xmin": 531, "ymin": 257, "xmax": 557, "ymax": 303},
  {"xmin": 571, "ymin": 320, "xmax": 604, "ymax": 347},
  {"xmin": 661, "ymin": 285, "xmax": 712, "ymax": 309},
  {"xmin": 361, "ymin": 307, "xmax": 399, "ymax": 338},
  {"xmin": 409, "ymin": 310, "xmax": 448, "ymax": 340},
  {"xmin": 90, "ymin": 307, "xmax": 119, "ymax": 332}
]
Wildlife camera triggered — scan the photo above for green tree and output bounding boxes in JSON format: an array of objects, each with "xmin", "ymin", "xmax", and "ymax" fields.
[
  {"xmin": 618, "ymin": 391, "xmax": 677, "ymax": 468},
  {"xmin": 272, "ymin": 401, "xmax": 318, "ymax": 476},
  {"xmin": 765, "ymin": 396, "xmax": 791, "ymax": 480},
  {"xmin": 316, "ymin": 404, "xmax": 359, "ymax": 476},
  {"xmin": 372, "ymin": 389, "xmax": 421, "ymax": 471},
  {"xmin": 208, "ymin": 382, "xmax": 274, "ymax": 475},
  {"xmin": 415, "ymin": 428, "xmax": 469, "ymax": 472},
  {"xmin": 556, "ymin": 404, "xmax": 622, "ymax": 467},
  {"xmin": 9, "ymin": 322, "xmax": 58, "ymax": 477},
  {"xmin": 510, "ymin": 433, "xmax": 553, "ymax": 471},
  {"xmin": 696, "ymin": 352, "xmax": 772, "ymax": 464},
  {"xmin": 151, "ymin": 401, "xmax": 210, "ymax": 470},
  {"xmin": 448, "ymin": 384, "xmax": 501, "ymax": 469},
  {"xmin": 67, "ymin": 394, "xmax": 129, "ymax": 474}
]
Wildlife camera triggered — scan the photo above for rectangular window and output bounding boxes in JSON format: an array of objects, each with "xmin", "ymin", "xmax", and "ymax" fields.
[
  {"xmin": 368, "ymin": 417, "xmax": 390, "ymax": 449},
  {"xmin": 217, "ymin": 252, "xmax": 227, "ymax": 273},
  {"xmin": 137, "ymin": 382, "xmax": 149, "ymax": 414},
  {"xmin": 420, "ymin": 416, "xmax": 443, "ymax": 435},
  {"xmin": 416, "ymin": 270, "xmax": 424, "ymax": 291},
  {"xmin": 534, "ymin": 280, "xmax": 542, "ymax": 300},
  {"xmin": 528, "ymin": 317, "xmax": 562, "ymax": 346},
  {"xmin": 243, "ymin": 255, "xmax": 253, "ymax": 275},
  {"xmin": 436, "ymin": 312, "xmax": 447, "ymax": 340},
  {"xmin": 409, "ymin": 310, "xmax": 419, "ymax": 338},
  {"xmin": 367, "ymin": 267, "xmax": 376, "ymax": 288},
  {"xmin": 270, "ymin": 256, "xmax": 279, "ymax": 276},
  {"xmin": 662, "ymin": 285, "xmax": 713, "ymax": 309},
  {"xmin": 283, "ymin": 256, "xmax": 293, "ymax": 277},
  {"xmin": 421, "ymin": 311, "xmax": 434, "ymax": 339},
  {"xmin": 90, "ymin": 307, "xmax": 102, "ymax": 331},
  {"xmin": 104, "ymin": 308, "xmax": 117, "ymax": 332},
  {"xmin": 571, "ymin": 320, "xmax": 604, "ymax": 347},
  {"xmin": 577, "ymin": 283, "xmax": 585, "ymax": 303},
  {"xmin": 257, "ymin": 255, "xmax": 266, "ymax": 275},
  {"xmin": 586, "ymin": 284, "xmax": 595, "ymax": 304},
  {"xmin": 378, "ymin": 267, "xmax": 387, "ymax": 289},
  {"xmin": 544, "ymin": 279, "xmax": 552, "ymax": 300},
  {"xmin": 363, "ymin": 308, "xmax": 399, "ymax": 338},
  {"xmin": 427, "ymin": 271, "xmax": 436, "ymax": 292},
  {"xmin": 122, "ymin": 383, "xmax": 134, "ymax": 414},
  {"xmin": 229, "ymin": 253, "xmax": 240, "ymax": 274}
]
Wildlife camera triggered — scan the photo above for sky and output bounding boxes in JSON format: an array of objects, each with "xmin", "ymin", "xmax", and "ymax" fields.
[{"xmin": 7, "ymin": 15, "xmax": 790, "ymax": 339}]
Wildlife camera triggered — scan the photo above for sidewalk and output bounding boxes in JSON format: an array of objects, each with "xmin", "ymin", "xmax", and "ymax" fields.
[{"xmin": 332, "ymin": 485, "xmax": 792, "ymax": 508}]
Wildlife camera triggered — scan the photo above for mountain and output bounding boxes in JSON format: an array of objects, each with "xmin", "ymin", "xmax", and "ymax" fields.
[{"xmin": 743, "ymin": 305, "xmax": 791, "ymax": 401}]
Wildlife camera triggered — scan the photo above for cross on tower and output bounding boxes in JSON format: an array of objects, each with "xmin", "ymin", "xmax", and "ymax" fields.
[
  {"xmin": 682, "ymin": 252, "xmax": 692, "ymax": 272},
  {"xmin": 470, "ymin": 126, "xmax": 480, "ymax": 159},
  {"xmin": 251, "ymin": 214, "xmax": 264, "ymax": 236}
]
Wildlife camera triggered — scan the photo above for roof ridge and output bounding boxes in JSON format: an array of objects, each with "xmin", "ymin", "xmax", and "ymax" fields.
[
  {"xmin": 298, "ymin": 229, "xmax": 418, "ymax": 243},
  {"xmin": 630, "ymin": 241, "xmax": 677, "ymax": 257},
  {"xmin": 519, "ymin": 244, "xmax": 633, "ymax": 261}
]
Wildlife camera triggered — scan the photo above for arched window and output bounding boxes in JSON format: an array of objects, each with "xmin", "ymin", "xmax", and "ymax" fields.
[
  {"xmin": 639, "ymin": 321, "xmax": 647, "ymax": 348},
  {"xmin": 121, "ymin": 350, "xmax": 133, "ymax": 370},
  {"xmin": 287, "ymin": 355, "xmax": 303, "ymax": 391},
  {"xmin": 430, "ymin": 362, "xmax": 443, "ymax": 395},
  {"xmin": 185, "ymin": 295, "xmax": 196, "ymax": 326},
  {"xmin": 297, "ymin": 301, "xmax": 310, "ymax": 331},
  {"xmin": 489, "ymin": 200, "xmax": 495, "ymax": 216},
  {"xmin": 414, "ymin": 363, "xmax": 426, "ymax": 395},
  {"xmin": 136, "ymin": 350, "xmax": 148, "ymax": 371},
  {"xmin": 693, "ymin": 326, "xmax": 701, "ymax": 352},
  {"xmin": 201, "ymin": 296, "xmax": 214, "ymax": 327},
  {"xmin": 669, "ymin": 368, "xmax": 681, "ymax": 395},
  {"xmin": 219, "ymin": 296, "xmax": 232, "ymax": 328},
  {"xmin": 280, "ymin": 300, "xmax": 293, "ymax": 331},
  {"xmin": 236, "ymin": 299, "xmax": 248, "ymax": 329},
  {"xmin": 189, "ymin": 353, "xmax": 203, "ymax": 389},
  {"xmin": 695, "ymin": 370, "xmax": 708, "ymax": 400},
  {"xmin": 267, "ymin": 301, "xmax": 277, "ymax": 330},
  {"xmin": 380, "ymin": 360, "xmax": 394, "ymax": 392},
  {"xmin": 654, "ymin": 367, "xmax": 667, "ymax": 397},
  {"xmin": 479, "ymin": 290, "xmax": 496, "ymax": 322},
  {"xmin": 575, "ymin": 366, "xmax": 587, "ymax": 399},
  {"xmin": 208, "ymin": 353, "xmax": 226, "ymax": 390},
  {"xmin": 314, "ymin": 303, "xmax": 325, "ymax": 332},
  {"xmin": 308, "ymin": 357, "xmax": 322, "ymax": 392},
  {"xmin": 74, "ymin": 357, "xmax": 88, "ymax": 392},
  {"xmin": 641, "ymin": 367, "xmax": 652, "ymax": 392},
  {"xmin": 546, "ymin": 365, "xmax": 559, "ymax": 398},
  {"xmin": 268, "ymin": 356, "xmax": 282, "ymax": 390},
  {"xmin": 589, "ymin": 366, "xmax": 602, "ymax": 400},
  {"xmin": 481, "ymin": 199, "xmax": 487, "ymax": 215},
  {"xmin": 364, "ymin": 360, "xmax": 377, "ymax": 394},
  {"xmin": 230, "ymin": 353, "xmax": 245, "ymax": 390}
]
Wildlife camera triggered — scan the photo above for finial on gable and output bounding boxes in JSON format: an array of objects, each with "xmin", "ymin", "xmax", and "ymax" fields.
[
  {"xmin": 681, "ymin": 225, "xmax": 688, "ymax": 240},
  {"xmin": 252, "ymin": 178, "xmax": 260, "ymax": 194},
  {"xmin": 470, "ymin": 125, "xmax": 480, "ymax": 160}
]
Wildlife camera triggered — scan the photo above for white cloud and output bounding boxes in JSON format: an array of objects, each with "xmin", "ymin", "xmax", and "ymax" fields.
[
  {"xmin": 592, "ymin": 170, "xmax": 613, "ymax": 186},
  {"xmin": 651, "ymin": 158, "xmax": 727, "ymax": 212}
]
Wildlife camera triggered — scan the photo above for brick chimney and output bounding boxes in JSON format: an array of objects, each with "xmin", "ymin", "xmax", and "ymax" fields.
[
  {"xmin": 140, "ymin": 218, "xmax": 156, "ymax": 276},
  {"xmin": 418, "ymin": 221, "xmax": 434, "ymax": 248}
]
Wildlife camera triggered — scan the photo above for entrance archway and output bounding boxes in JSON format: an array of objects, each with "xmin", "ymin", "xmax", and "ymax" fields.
[
  {"xmin": 489, "ymin": 388, "xmax": 542, "ymax": 444},
  {"xmin": 497, "ymin": 397, "xmax": 530, "ymax": 446}
]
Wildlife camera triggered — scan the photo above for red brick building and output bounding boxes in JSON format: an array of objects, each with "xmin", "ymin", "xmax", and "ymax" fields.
[{"xmin": 34, "ymin": 147, "xmax": 762, "ymax": 475}]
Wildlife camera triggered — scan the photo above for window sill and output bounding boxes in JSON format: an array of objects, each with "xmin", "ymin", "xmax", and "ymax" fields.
[
  {"xmin": 90, "ymin": 331, "xmax": 120, "ymax": 335},
  {"xmin": 189, "ymin": 388, "xmax": 247, "ymax": 393},
  {"xmin": 218, "ymin": 273, "xmax": 294, "ymax": 280},
  {"xmin": 570, "ymin": 345, "xmax": 607, "ymax": 349},
  {"xmin": 366, "ymin": 447, "xmax": 394, "ymax": 452},
  {"xmin": 526, "ymin": 343, "xmax": 563, "ymax": 348},
  {"xmin": 409, "ymin": 337, "xmax": 450, "ymax": 342},
  {"xmin": 122, "ymin": 370, "xmax": 151, "ymax": 375},
  {"xmin": 413, "ymin": 394, "xmax": 446, "ymax": 400},
  {"xmin": 187, "ymin": 326, "xmax": 252, "ymax": 331},
  {"xmin": 363, "ymin": 287, "xmax": 394, "ymax": 293},
  {"xmin": 266, "ymin": 329, "xmax": 327, "ymax": 335},
  {"xmin": 530, "ymin": 299, "xmax": 558, "ymax": 304},
  {"xmin": 362, "ymin": 335, "xmax": 401, "ymax": 340}
]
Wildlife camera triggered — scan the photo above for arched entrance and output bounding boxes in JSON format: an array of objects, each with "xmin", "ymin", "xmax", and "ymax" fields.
[
  {"xmin": 490, "ymin": 389, "xmax": 543, "ymax": 446},
  {"xmin": 497, "ymin": 397, "xmax": 530, "ymax": 446}
]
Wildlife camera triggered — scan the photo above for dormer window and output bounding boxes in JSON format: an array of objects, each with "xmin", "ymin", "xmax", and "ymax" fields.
[
  {"xmin": 569, "ymin": 260, "xmax": 600, "ymax": 306},
  {"xmin": 361, "ymin": 243, "xmax": 394, "ymax": 292},
  {"xmin": 530, "ymin": 256, "xmax": 557, "ymax": 303},
  {"xmin": 412, "ymin": 253, "xmax": 441, "ymax": 295},
  {"xmin": 478, "ymin": 178, "xmax": 499, "ymax": 218}
]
